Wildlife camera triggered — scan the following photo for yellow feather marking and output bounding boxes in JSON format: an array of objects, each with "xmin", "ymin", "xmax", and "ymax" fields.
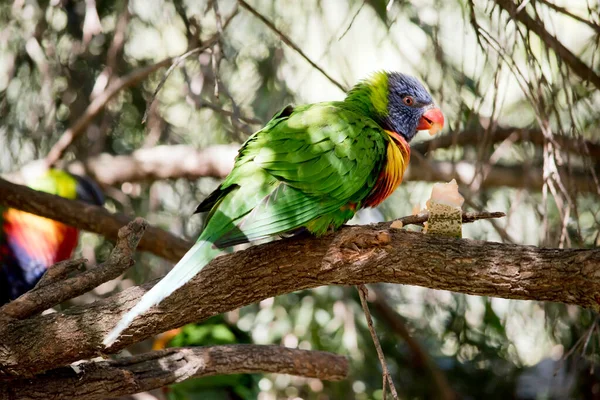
[{"xmin": 368, "ymin": 71, "xmax": 389, "ymax": 116}]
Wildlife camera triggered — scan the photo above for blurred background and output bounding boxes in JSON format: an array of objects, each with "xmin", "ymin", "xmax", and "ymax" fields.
[{"xmin": 0, "ymin": 0, "xmax": 599, "ymax": 398}]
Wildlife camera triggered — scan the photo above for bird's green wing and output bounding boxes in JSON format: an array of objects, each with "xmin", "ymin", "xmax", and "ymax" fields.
[{"xmin": 198, "ymin": 103, "xmax": 387, "ymax": 248}]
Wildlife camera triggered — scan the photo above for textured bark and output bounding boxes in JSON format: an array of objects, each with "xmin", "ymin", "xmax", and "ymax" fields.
[
  {"xmin": 1, "ymin": 224, "xmax": 598, "ymax": 379},
  {"xmin": 0, "ymin": 345, "xmax": 347, "ymax": 400},
  {"xmin": 0, "ymin": 178, "xmax": 503, "ymax": 268}
]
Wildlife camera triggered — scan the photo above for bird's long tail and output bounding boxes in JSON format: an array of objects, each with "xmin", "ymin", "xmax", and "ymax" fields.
[{"xmin": 103, "ymin": 239, "xmax": 221, "ymax": 347}]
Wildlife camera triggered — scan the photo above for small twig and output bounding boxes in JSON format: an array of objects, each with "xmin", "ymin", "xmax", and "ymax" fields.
[
  {"xmin": 34, "ymin": 258, "xmax": 87, "ymax": 289},
  {"xmin": 393, "ymin": 210, "xmax": 505, "ymax": 228},
  {"xmin": 237, "ymin": 0, "xmax": 348, "ymax": 92},
  {"xmin": 357, "ymin": 284, "xmax": 399, "ymax": 400},
  {"xmin": 371, "ymin": 286, "xmax": 456, "ymax": 400},
  {"xmin": 193, "ymin": 100, "xmax": 263, "ymax": 125},
  {"xmin": 142, "ymin": 5, "xmax": 240, "ymax": 123},
  {"xmin": 0, "ymin": 218, "xmax": 148, "ymax": 320},
  {"xmin": 536, "ymin": 0, "xmax": 600, "ymax": 34},
  {"xmin": 338, "ymin": 1, "xmax": 366, "ymax": 41},
  {"xmin": 211, "ymin": 0, "xmax": 224, "ymax": 99}
]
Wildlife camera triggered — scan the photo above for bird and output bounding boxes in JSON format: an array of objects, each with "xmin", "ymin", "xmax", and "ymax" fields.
[
  {"xmin": 0, "ymin": 169, "xmax": 104, "ymax": 304},
  {"xmin": 103, "ymin": 71, "xmax": 444, "ymax": 346}
]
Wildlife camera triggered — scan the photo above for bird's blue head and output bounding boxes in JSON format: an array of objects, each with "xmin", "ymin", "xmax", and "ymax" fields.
[
  {"xmin": 384, "ymin": 72, "xmax": 444, "ymax": 142},
  {"xmin": 346, "ymin": 71, "xmax": 444, "ymax": 142}
]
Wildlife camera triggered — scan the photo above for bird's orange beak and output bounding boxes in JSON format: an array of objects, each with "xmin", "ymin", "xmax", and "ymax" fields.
[{"xmin": 417, "ymin": 106, "xmax": 444, "ymax": 136}]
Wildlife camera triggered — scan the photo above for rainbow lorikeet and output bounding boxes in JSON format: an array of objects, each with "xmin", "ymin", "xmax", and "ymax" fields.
[
  {"xmin": 0, "ymin": 169, "xmax": 104, "ymax": 304},
  {"xmin": 104, "ymin": 71, "xmax": 444, "ymax": 346}
]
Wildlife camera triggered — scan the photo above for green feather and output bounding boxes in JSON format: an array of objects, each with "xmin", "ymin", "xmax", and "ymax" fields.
[{"xmin": 103, "ymin": 77, "xmax": 396, "ymax": 347}]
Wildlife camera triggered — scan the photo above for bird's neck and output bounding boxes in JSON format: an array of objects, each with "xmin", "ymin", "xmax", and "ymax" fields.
[{"xmin": 344, "ymin": 77, "xmax": 388, "ymax": 123}]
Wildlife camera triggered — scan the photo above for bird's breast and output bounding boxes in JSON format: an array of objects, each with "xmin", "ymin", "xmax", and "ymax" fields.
[{"xmin": 363, "ymin": 131, "xmax": 410, "ymax": 208}]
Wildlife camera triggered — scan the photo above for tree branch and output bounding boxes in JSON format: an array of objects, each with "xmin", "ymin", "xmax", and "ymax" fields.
[
  {"xmin": 0, "ymin": 178, "xmax": 191, "ymax": 262},
  {"xmin": 45, "ymin": 58, "xmax": 175, "ymax": 167},
  {"xmin": 77, "ymin": 144, "xmax": 239, "ymax": 185},
  {"xmin": 0, "ymin": 345, "xmax": 348, "ymax": 399},
  {"xmin": 34, "ymin": 258, "xmax": 86, "ymax": 289},
  {"xmin": 43, "ymin": 143, "xmax": 598, "ymax": 193},
  {"xmin": 0, "ymin": 176, "xmax": 503, "ymax": 268},
  {"xmin": 0, "ymin": 218, "xmax": 147, "ymax": 320},
  {"xmin": 1, "ymin": 222, "xmax": 598, "ymax": 378},
  {"xmin": 408, "ymin": 157, "xmax": 598, "ymax": 193},
  {"xmin": 393, "ymin": 211, "xmax": 505, "ymax": 228},
  {"xmin": 495, "ymin": 0, "xmax": 600, "ymax": 90}
]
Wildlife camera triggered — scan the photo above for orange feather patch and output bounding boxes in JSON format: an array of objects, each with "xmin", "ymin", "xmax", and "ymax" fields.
[
  {"xmin": 363, "ymin": 130, "xmax": 411, "ymax": 208},
  {"xmin": 3, "ymin": 209, "xmax": 79, "ymax": 266}
]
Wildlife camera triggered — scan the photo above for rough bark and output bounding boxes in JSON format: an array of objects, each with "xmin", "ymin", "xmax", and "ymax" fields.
[
  {"xmin": 1, "ymin": 224, "xmax": 598, "ymax": 379},
  {"xmin": 0, "ymin": 345, "xmax": 347, "ymax": 400}
]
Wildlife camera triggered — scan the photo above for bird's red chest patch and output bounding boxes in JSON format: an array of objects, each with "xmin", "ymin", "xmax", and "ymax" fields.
[{"xmin": 363, "ymin": 131, "xmax": 410, "ymax": 208}]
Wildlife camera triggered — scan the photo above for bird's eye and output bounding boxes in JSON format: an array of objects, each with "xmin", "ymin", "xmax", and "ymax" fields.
[{"xmin": 403, "ymin": 96, "xmax": 414, "ymax": 106}]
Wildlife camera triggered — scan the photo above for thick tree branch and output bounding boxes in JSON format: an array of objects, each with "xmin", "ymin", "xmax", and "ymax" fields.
[
  {"xmin": 0, "ymin": 345, "xmax": 348, "ymax": 399},
  {"xmin": 0, "ymin": 178, "xmax": 503, "ymax": 270},
  {"xmin": 77, "ymin": 144, "xmax": 239, "ymax": 185},
  {"xmin": 0, "ymin": 218, "xmax": 147, "ymax": 320},
  {"xmin": 495, "ymin": 0, "xmax": 600, "ymax": 90},
  {"xmin": 47, "ymin": 143, "xmax": 599, "ymax": 193},
  {"xmin": 0, "ymin": 178, "xmax": 191, "ymax": 262},
  {"xmin": 0, "ymin": 223, "xmax": 597, "ymax": 378},
  {"xmin": 408, "ymin": 157, "xmax": 598, "ymax": 193},
  {"xmin": 237, "ymin": 0, "xmax": 348, "ymax": 92}
]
